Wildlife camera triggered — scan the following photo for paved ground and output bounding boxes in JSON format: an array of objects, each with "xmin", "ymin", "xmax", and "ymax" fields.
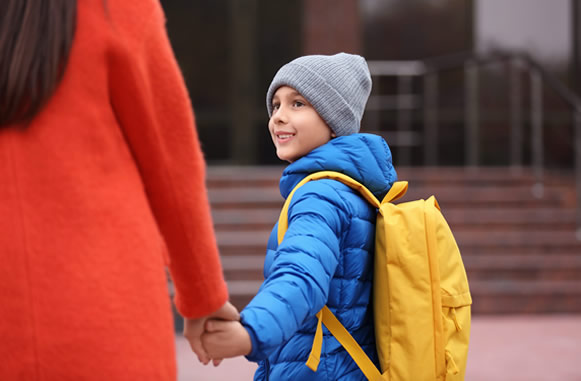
[{"xmin": 176, "ymin": 314, "xmax": 581, "ymax": 381}]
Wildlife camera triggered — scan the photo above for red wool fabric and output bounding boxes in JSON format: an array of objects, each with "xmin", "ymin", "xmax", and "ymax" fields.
[{"xmin": 0, "ymin": 0, "xmax": 228, "ymax": 379}]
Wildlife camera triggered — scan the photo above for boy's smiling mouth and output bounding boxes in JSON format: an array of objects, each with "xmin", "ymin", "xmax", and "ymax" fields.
[{"xmin": 276, "ymin": 133, "xmax": 295, "ymax": 142}]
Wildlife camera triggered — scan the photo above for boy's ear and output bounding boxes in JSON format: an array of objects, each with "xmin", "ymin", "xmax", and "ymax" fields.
[{"xmin": 331, "ymin": 132, "xmax": 337, "ymax": 138}]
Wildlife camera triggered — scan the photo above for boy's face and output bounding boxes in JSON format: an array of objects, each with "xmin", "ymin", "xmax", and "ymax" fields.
[{"xmin": 268, "ymin": 86, "xmax": 335, "ymax": 163}]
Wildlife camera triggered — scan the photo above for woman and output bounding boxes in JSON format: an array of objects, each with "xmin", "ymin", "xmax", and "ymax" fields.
[{"xmin": 0, "ymin": 0, "xmax": 236, "ymax": 379}]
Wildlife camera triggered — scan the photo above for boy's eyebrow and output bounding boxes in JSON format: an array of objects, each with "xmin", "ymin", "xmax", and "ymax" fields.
[
  {"xmin": 272, "ymin": 88, "xmax": 307, "ymax": 102},
  {"xmin": 274, "ymin": 89, "xmax": 303, "ymax": 98}
]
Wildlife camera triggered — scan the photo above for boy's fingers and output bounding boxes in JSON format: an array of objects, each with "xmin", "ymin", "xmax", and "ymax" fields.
[{"xmin": 205, "ymin": 319, "xmax": 229, "ymax": 332}]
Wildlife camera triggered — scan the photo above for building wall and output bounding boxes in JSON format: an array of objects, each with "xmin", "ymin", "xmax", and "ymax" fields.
[
  {"xmin": 160, "ymin": 0, "xmax": 577, "ymax": 165},
  {"xmin": 475, "ymin": 0, "xmax": 570, "ymax": 64}
]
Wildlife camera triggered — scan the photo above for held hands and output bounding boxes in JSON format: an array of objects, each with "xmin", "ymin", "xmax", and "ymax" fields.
[
  {"xmin": 183, "ymin": 301, "xmax": 240, "ymax": 365},
  {"xmin": 201, "ymin": 319, "xmax": 252, "ymax": 361}
]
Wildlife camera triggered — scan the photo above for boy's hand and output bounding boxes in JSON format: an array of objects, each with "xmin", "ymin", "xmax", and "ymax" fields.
[
  {"xmin": 183, "ymin": 301, "xmax": 240, "ymax": 365},
  {"xmin": 202, "ymin": 320, "xmax": 252, "ymax": 359}
]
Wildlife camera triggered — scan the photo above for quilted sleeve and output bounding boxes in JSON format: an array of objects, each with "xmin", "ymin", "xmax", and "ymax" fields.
[{"xmin": 240, "ymin": 180, "xmax": 351, "ymax": 361}]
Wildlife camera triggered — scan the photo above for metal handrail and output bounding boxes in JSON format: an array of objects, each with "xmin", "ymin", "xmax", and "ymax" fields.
[{"xmin": 367, "ymin": 51, "xmax": 581, "ymax": 239}]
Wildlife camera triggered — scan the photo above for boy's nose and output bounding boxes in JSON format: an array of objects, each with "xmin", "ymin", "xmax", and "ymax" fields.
[{"xmin": 273, "ymin": 108, "xmax": 288, "ymax": 124}]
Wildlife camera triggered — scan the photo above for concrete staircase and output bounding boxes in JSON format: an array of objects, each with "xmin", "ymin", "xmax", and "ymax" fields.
[{"xmin": 207, "ymin": 166, "xmax": 581, "ymax": 315}]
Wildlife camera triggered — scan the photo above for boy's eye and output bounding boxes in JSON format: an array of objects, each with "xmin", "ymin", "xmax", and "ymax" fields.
[
  {"xmin": 272, "ymin": 103, "xmax": 280, "ymax": 110},
  {"xmin": 293, "ymin": 100, "xmax": 305, "ymax": 107}
]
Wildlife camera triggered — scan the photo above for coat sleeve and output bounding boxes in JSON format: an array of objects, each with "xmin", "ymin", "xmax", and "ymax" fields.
[
  {"xmin": 107, "ymin": 3, "xmax": 227, "ymax": 318},
  {"xmin": 240, "ymin": 180, "xmax": 351, "ymax": 361}
]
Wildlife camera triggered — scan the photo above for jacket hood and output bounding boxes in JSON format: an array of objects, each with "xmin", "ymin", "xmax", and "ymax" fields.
[{"xmin": 279, "ymin": 133, "xmax": 397, "ymax": 200}]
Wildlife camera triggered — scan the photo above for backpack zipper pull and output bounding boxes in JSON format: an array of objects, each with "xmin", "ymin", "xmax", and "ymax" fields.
[
  {"xmin": 445, "ymin": 350, "xmax": 460, "ymax": 375},
  {"xmin": 450, "ymin": 307, "xmax": 462, "ymax": 331}
]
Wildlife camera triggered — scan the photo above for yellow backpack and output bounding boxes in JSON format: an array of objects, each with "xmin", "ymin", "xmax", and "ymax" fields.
[{"xmin": 278, "ymin": 171, "xmax": 472, "ymax": 381}]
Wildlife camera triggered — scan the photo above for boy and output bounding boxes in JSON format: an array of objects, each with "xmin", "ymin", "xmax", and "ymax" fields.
[{"xmin": 202, "ymin": 53, "xmax": 397, "ymax": 380}]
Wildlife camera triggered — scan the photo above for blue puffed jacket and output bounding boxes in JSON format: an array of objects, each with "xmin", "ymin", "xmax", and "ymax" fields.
[{"xmin": 240, "ymin": 133, "xmax": 397, "ymax": 380}]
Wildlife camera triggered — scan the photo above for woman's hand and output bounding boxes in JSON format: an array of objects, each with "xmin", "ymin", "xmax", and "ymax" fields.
[{"xmin": 183, "ymin": 301, "xmax": 240, "ymax": 365}]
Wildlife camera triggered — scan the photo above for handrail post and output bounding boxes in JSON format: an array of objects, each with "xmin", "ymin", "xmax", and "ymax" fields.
[
  {"xmin": 510, "ymin": 57, "xmax": 523, "ymax": 171},
  {"xmin": 465, "ymin": 60, "xmax": 479, "ymax": 167},
  {"xmin": 573, "ymin": 110, "xmax": 581, "ymax": 241},
  {"xmin": 397, "ymin": 75, "xmax": 413, "ymax": 166},
  {"xmin": 423, "ymin": 71, "xmax": 439, "ymax": 166},
  {"xmin": 530, "ymin": 69, "xmax": 544, "ymax": 198},
  {"xmin": 367, "ymin": 74, "xmax": 381, "ymax": 133}
]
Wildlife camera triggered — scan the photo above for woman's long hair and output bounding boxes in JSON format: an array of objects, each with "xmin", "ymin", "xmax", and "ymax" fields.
[{"xmin": 0, "ymin": 0, "xmax": 77, "ymax": 126}]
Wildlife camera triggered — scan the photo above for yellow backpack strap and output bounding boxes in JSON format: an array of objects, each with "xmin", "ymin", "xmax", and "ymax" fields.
[
  {"xmin": 381, "ymin": 181, "xmax": 408, "ymax": 203},
  {"xmin": 277, "ymin": 171, "xmax": 384, "ymax": 381},
  {"xmin": 306, "ymin": 306, "xmax": 384, "ymax": 381},
  {"xmin": 305, "ymin": 310, "xmax": 324, "ymax": 370},
  {"xmin": 277, "ymin": 171, "xmax": 381, "ymax": 244}
]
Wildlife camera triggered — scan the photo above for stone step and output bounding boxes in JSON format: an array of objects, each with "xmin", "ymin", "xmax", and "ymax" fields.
[
  {"xmin": 206, "ymin": 166, "xmax": 574, "ymax": 187},
  {"xmin": 469, "ymin": 279, "xmax": 581, "ymax": 314},
  {"xmin": 208, "ymin": 185, "xmax": 571, "ymax": 207},
  {"xmin": 207, "ymin": 166, "xmax": 282, "ymax": 187},
  {"xmin": 221, "ymin": 253, "xmax": 581, "ymax": 314},
  {"xmin": 456, "ymin": 230, "xmax": 581, "ymax": 247},
  {"xmin": 464, "ymin": 254, "xmax": 581, "ymax": 281},
  {"xmin": 222, "ymin": 254, "xmax": 581, "ymax": 282},
  {"xmin": 221, "ymin": 255, "xmax": 264, "ymax": 281},
  {"xmin": 222, "ymin": 254, "xmax": 581, "ymax": 276},
  {"xmin": 211, "ymin": 208, "xmax": 577, "ymax": 230},
  {"xmin": 225, "ymin": 279, "xmax": 581, "ymax": 314},
  {"xmin": 444, "ymin": 208, "xmax": 576, "ymax": 230},
  {"xmin": 395, "ymin": 167, "xmax": 573, "ymax": 185},
  {"xmin": 208, "ymin": 188, "xmax": 574, "ymax": 214},
  {"xmin": 216, "ymin": 229, "xmax": 581, "ymax": 254}
]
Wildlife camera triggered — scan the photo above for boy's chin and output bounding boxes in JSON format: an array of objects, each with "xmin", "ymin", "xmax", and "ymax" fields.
[{"xmin": 276, "ymin": 150, "xmax": 296, "ymax": 163}]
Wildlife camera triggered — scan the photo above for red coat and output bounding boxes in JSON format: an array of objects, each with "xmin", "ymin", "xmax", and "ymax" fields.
[{"xmin": 0, "ymin": 0, "xmax": 228, "ymax": 379}]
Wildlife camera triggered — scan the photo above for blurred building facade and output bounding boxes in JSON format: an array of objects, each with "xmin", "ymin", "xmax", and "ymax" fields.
[{"xmin": 159, "ymin": 0, "xmax": 580, "ymax": 168}]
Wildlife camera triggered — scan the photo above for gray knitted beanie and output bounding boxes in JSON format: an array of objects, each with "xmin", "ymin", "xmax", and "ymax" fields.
[{"xmin": 266, "ymin": 52, "xmax": 372, "ymax": 137}]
